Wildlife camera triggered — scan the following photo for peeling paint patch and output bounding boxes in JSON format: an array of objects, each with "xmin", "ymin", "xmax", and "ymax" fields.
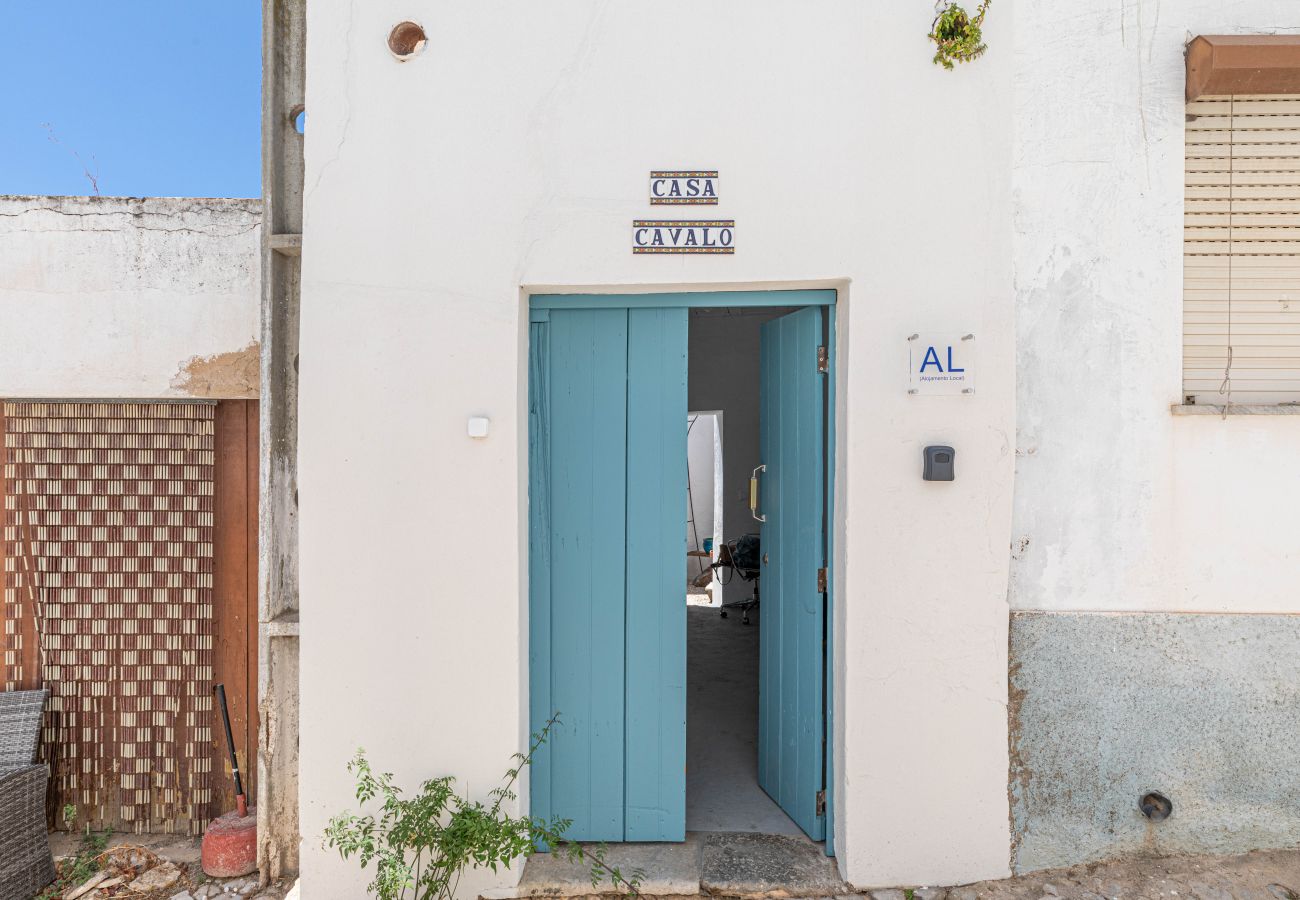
[{"xmin": 172, "ymin": 342, "xmax": 261, "ymax": 399}]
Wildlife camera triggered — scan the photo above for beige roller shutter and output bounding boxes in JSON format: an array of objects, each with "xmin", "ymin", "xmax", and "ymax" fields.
[{"xmin": 1185, "ymin": 94, "xmax": 1300, "ymax": 404}]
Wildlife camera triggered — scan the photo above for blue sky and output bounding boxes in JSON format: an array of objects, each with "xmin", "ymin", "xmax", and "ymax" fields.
[{"xmin": 0, "ymin": 2, "xmax": 261, "ymax": 198}]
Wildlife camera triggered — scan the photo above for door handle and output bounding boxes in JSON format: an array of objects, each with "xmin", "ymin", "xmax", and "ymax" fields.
[{"xmin": 750, "ymin": 464, "xmax": 767, "ymax": 522}]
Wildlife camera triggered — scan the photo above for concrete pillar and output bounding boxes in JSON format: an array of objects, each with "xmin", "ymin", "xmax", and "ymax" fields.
[{"xmin": 257, "ymin": 0, "xmax": 305, "ymax": 882}]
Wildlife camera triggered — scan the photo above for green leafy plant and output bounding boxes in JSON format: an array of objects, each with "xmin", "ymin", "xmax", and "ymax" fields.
[
  {"xmin": 928, "ymin": 0, "xmax": 991, "ymax": 70},
  {"xmin": 37, "ymin": 810, "xmax": 112, "ymax": 900},
  {"xmin": 326, "ymin": 715, "xmax": 642, "ymax": 900}
]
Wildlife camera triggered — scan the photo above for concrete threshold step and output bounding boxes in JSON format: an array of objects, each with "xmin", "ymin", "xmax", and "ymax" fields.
[{"xmin": 491, "ymin": 832, "xmax": 851, "ymax": 900}]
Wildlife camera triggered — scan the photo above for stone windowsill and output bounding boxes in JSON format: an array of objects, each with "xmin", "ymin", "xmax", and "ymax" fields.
[{"xmin": 1171, "ymin": 403, "xmax": 1300, "ymax": 416}]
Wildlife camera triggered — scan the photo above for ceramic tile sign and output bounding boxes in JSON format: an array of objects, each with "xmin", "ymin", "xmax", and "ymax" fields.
[
  {"xmin": 633, "ymin": 220, "xmax": 735, "ymax": 254},
  {"xmin": 908, "ymin": 333, "xmax": 975, "ymax": 395},
  {"xmin": 650, "ymin": 170, "xmax": 719, "ymax": 205}
]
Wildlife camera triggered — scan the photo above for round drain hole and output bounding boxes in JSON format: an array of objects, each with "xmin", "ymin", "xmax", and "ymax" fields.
[{"xmin": 1139, "ymin": 791, "xmax": 1172, "ymax": 821}]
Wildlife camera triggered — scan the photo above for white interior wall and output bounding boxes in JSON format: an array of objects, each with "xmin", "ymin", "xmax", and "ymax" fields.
[
  {"xmin": 298, "ymin": 2, "xmax": 1015, "ymax": 892},
  {"xmin": 686, "ymin": 412, "xmax": 720, "ymax": 605},
  {"xmin": 0, "ymin": 196, "xmax": 260, "ymax": 398},
  {"xmin": 1010, "ymin": 0, "xmax": 1300, "ymax": 615}
]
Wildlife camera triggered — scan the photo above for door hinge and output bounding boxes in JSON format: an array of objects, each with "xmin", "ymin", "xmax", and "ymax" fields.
[
  {"xmin": 816, "ymin": 789, "xmax": 827, "ymax": 817},
  {"xmin": 817, "ymin": 345, "xmax": 829, "ymax": 374},
  {"xmin": 817, "ymin": 567, "xmax": 827, "ymax": 593}
]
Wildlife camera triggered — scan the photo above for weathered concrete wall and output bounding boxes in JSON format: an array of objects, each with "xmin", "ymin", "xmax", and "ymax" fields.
[
  {"xmin": 0, "ymin": 196, "xmax": 261, "ymax": 399},
  {"xmin": 258, "ymin": 0, "xmax": 307, "ymax": 881},
  {"xmin": 1009, "ymin": 612, "xmax": 1300, "ymax": 872}
]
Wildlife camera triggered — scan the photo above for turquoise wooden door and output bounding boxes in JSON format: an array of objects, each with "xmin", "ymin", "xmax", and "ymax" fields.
[
  {"xmin": 529, "ymin": 306, "xmax": 688, "ymax": 842},
  {"xmin": 757, "ymin": 306, "xmax": 827, "ymax": 840}
]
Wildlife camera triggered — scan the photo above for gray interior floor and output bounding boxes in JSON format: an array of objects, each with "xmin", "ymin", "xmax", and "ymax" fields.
[{"xmin": 687, "ymin": 604, "xmax": 802, "ymax": 835}]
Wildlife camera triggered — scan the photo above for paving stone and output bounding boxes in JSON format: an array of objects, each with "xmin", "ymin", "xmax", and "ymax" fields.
[
  {"xmin": 128, "ymin": 861, "xmax": 183, "ymax": 893},
  {"xmin": 700, "ymin": 832, "xmax": 850, "ymax": 897},
  {"xmin": 520, "ymin": 835, "xmax": 702, "ymax": 896},
  {"xmin": 171, "ymin": 893, "xmax": 196, "ymax": 900}
]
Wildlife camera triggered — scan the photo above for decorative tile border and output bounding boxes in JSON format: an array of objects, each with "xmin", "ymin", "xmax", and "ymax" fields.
[
  {"xmin": 649, "ymin": 170, "xmax": 719, "ymax": 205},
  {"xmin": 633, "ymin": 219, "xmax": 735, "ymax": 254}
]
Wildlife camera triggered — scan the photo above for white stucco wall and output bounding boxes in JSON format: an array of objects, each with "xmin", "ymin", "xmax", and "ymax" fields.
[
  {"xmin": 1010, "ymin": 2, "xmax": 1300, "ymax": 615},
  {"xmin": 0, "ymin": 196, "xmax": 261, "ymax": 399},
  {"xmin": 298, "ymin": 2, "xmax": 1013, "ymax": 892}
]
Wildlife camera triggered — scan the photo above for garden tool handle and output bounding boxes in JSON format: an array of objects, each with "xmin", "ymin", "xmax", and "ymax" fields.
[{"xmin": 214, "ymin": 683, "xmax": 247, "ymax": 816}]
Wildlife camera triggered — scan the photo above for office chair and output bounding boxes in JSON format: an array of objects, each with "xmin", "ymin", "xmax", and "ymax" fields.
[{"xmin": 713, "ymin": 534, "xmax": 760, "ymax": 625}]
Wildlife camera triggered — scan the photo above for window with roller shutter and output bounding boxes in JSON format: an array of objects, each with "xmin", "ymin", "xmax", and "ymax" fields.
[{"xmin": 1185, "ymin": 94, "xmax": 1300, "ymax": 406}]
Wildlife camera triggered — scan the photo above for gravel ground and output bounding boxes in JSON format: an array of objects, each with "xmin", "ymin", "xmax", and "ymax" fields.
[
  {"xmin": 904, "ymin": 848, "xmax": 1300, "ymax": 900},
  {"xmin": 47, "ymin": 831, "xmax": 1300, "ymax": 900},
  {"xmin": 45, "ymin": 831, "xmax": 295, "ymax": 900}
]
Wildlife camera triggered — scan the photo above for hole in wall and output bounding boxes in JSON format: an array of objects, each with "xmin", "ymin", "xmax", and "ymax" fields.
[
  {"xmin": 1139, "ymin": 791, "xmax": 1172, "ymax": 821},
  {"xmin": 290, "ymin": 105, "xmax": 306, "ymax": 134},
  {"xmin": 388, "ymin": 21, "xmax": 427, "ymax": 60}
]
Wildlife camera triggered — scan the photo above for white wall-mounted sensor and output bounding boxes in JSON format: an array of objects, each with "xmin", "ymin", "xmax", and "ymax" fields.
[{"xmin": 467, "ymin": 416, "xmax": 490, "ymax": 438}]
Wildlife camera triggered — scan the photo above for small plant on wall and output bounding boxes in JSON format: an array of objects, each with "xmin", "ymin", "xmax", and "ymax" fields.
[
  {"xmin": 326, "ymin": 715, "xmax": 642, "ymax": 900},
  {"xmin": 929, "ymin": 0, "xmax": 991, "ymax": 70}
]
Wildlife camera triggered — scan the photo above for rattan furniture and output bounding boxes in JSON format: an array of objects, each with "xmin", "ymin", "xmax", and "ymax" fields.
[{"xmin": 0, "ymin": 689, "xmax": 55, "ymax": 900}]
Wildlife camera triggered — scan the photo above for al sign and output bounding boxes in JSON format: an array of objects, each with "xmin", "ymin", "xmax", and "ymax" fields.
[{"xmin": 908, "ymin": 333, "xmax": 974, "ymax": 395}]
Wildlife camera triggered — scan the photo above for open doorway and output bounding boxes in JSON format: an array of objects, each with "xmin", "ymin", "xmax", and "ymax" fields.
[
  {"xmin": 527, "ymin": 291, "xmax": 833, "ymax": 849},
  {"xmin": 684, "ymin": 307, "xmax": 805, "ymax": 836}
]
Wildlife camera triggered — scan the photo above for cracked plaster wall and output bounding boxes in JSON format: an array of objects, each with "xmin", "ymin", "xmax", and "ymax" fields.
[
  {"xmin": 0, "ymin": 195, "xmax": 261, "ymax": 398},
  {"xmin": 1010, "ymin": 2, "xmax": 1300, "ymax": 615}
]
